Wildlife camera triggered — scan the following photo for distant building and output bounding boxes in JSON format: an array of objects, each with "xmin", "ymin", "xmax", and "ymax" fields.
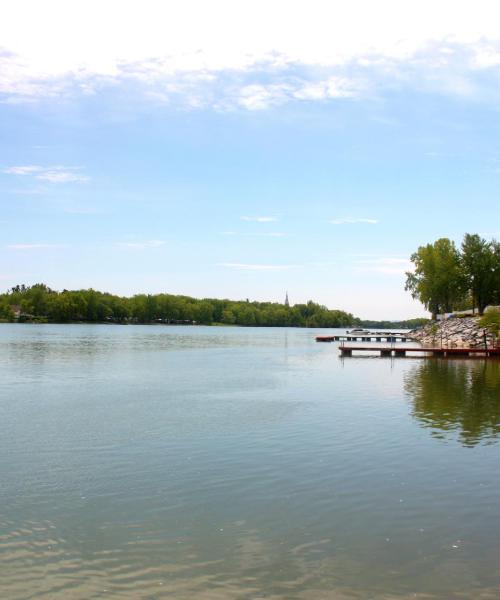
[
  {"xmin": 437, "ymin": 308, "xmax": 477, "ymax": 320},
  {"xmin": 485, "ymin": 305, "xmax": 500, "ymax": 313},
  {"xmin": 284, "ymin": 292, "xmax": 289, "ymax": 307},
  {"xmin": 10, "ymin": 305, "xmax": 21, "ymax": 319}
]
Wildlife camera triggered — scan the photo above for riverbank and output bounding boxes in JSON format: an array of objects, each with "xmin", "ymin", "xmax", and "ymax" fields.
[{"xmin": 410, "ymin": 316, "xmax": 496, "ymax": 348}]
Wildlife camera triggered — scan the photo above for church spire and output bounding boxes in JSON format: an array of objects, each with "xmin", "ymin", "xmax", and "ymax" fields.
[{"xmin": 285, "ymin": 291, "xmax": 289, "ymax": 307}]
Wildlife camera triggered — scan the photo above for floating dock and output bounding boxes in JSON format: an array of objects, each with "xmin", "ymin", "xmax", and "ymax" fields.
[
  {"xmin": 317, "ymin": 334, "xmax": 411, "ymax": 343},
  {"xmin": 338, "ymin": 345, "xmax": 500, "ymax": 358}
]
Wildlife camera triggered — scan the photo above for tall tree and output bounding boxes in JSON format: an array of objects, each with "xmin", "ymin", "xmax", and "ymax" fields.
[
  {"xmin": 405, "ymin": 238, "xmax": 465, "ymax": 319},
  {"xmin": 461, "ymin": 234, "xmax": 499, "ymax": 315}
]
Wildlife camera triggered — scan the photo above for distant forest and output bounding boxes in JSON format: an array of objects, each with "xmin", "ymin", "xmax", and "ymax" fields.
[{"xmin": 0, "ymin": 284, "xmax": 427, "ymax": 329}]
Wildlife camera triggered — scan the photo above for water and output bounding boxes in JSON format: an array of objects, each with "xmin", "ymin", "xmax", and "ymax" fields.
[{"xmin": 1, "ymin": 324, "xmax": 499, "ymax": 599}]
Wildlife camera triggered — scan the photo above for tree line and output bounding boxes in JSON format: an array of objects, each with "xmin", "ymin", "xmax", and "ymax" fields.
[
  {"xmin": 0, "ymin": 284, "xmax": 360, "ymax": 328},
  {"xmin": 405, "ymin": 233, "xmax": 500, "ymax": 318}
]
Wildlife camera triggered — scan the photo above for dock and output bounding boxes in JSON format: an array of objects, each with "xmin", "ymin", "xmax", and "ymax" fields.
[
  {"xmin": 317, "ymin": 333, "xmax": 411, "ymax": 343},
  {"xmin": 338, "ymin": 345, "xmax": 500, "ymax": 357}
]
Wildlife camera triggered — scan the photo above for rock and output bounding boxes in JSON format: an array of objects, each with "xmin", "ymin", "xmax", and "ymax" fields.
[{"xmin": 409, "ymin": 317, "xmax": 495, "ymax": 348}]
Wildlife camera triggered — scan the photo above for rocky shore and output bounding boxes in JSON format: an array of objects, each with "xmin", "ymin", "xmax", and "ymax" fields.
[{"xmin": 410, "ymin": 316, "xmax": 496, "ymax": 348}]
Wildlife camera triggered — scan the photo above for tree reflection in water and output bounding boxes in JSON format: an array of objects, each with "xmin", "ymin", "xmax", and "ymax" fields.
[{"xmin": 405, "ymin": 359, "xmax": 500, "ymax": 447}]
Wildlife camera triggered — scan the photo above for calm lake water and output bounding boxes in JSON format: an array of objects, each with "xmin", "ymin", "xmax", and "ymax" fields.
[{"xmin": 1, "ymin": 324, "xmax": 500, "ymax": 599}]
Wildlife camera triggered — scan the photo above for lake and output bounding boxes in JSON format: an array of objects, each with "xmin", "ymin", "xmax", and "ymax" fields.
[{"xmin": 1, "ymin": 324, "xmax": 499, "ymax": 599}]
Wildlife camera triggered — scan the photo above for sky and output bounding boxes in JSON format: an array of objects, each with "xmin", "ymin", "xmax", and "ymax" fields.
[{"xmin": 1, "ymin": 0, "xmax": 500, "ymax": 319}]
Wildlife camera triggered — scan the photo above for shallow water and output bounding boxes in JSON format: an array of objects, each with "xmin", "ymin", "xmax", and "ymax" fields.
[{"xmin": 1, "ymin": 324, "xmax": 499, "ymax": 599}]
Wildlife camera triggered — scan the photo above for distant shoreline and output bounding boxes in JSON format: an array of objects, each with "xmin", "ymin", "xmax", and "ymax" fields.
[
  {"xmin": 1, "ymin": 283, "xmax": 428, "ymax": 330},
  {"xmin": 0, "ymin": 320, "xmax": 413, "ymax": 331}
]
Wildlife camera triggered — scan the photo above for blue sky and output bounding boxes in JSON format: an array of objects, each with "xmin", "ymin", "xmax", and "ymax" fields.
[{"xmin": 1, "ymin": 1, "xmax": 500, "ymax": 319}]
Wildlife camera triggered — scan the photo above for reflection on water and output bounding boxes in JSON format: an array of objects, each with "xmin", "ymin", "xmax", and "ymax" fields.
[
  {"xmin": 1, "ymin": 325, "xmax": 500, "ymax": 599},
  {"xmin": 405, "ymin": 359, "xmax": 500, "ymax": 447}
]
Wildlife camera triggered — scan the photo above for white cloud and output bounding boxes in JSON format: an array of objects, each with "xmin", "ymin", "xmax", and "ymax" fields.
[
  {"xmin": 4, "ymin": 165, "xmax": 89, "ymax": 183},
  {"xmin": 218, "ymin": 262, "xmax": 298, "ymax": 271},
  {"xmin": 356, "ymin": 257, "xmax": 413, "ymax": 275},
  {"xmin": 4, "ymin": 165, "xmax": 43, "ymax": 175},
  {"xmin": 2, "ymin": 1, "xmax": 500, "ymax": 107},
  {"xmin": 116, "ymin": 240, "xmax": 166, "ymax": 249},
  {"xmin": 292, "ymin": 76, "xmax": 360, "ymax": 100},
  {"xmin": 479, "ymin": 231, "xmax": 500, "ymax": 238},
  {"xmin": 241, "ymin": 216, "xmax": 277, "ymax": 222},
  {"xmin": 236, "ymin": 78, "xmax": 360, "ymax": 110},
  {"xmin": 4, "ymin": 1, "xmax": 500, "ymax": 74},
  {"xmin": 330, "ymin": 217, "xmax": 379, "ymax": 225},
  {"xmin": 36, "ymin": 170, "xmax": 89, "ymax": 183},
  {"xmin": 249, "ymin": 232, "xmax": 285, "ymax": 237},
  {"xmin": 238, "ymin": 84, "xmax": 291, "ymax": 110},
  {"xmin": 222, "ymin": 231, "xmax": 285, "ymax": 237}
]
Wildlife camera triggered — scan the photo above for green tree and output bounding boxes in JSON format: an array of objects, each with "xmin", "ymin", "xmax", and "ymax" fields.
[
  {"xmin": 405, "ymin": 238, "xmax": 465, "ymax": 318},
  {"xmin": 461, "ymin": 234, "xmax": 499, "ymax": 315},
  {"xmin": 0, "ymin": 283, "xmax": 358, "ymax": 327},
  {"xmin": 479, "ymin": 309, "xmax": 500, "ymax": 338},
  {"xmin": 0, "ymin": 300, "xmax": 15, "ymax": 321},
  {"xmin": 195, "ymin": 300, "xmax": 214, "ymax": 324},
  {"xmin": 221, "ymin": 308, "xmax": 236, "ymax": 324}
]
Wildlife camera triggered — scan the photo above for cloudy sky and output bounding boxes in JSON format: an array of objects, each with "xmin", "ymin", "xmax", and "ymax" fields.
[{"xmin": 2, "ymin": 0, "xmax": 500, "ymax": 319}]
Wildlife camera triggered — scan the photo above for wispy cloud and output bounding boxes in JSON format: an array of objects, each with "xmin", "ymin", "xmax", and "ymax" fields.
[
  {"xmin": 330, "ymin": 217, "xmax": 379, "ymax": 225},
  {"xmin": 3, "ymin": 3, "xmax": 500, "ymax": 108},
  {"xmin": 4, "ymin": 165, "xmax": 42, "ymax": 175},
  {"xmin": 4, "ymin": 165, "xmax": 89, "ymax": 184},
  {"xmin": 116, "ymin": 240, "xmax": 166, "ymax": 249},
  {"xmin": 238, "ymin": 77, "xmax": 360, "ymax": 110},
  {"xmin": 218, "ymin": 262, "xmax": 298, "ymax": 271},
  {"xmin": 479, "ymin": 232, "xmax": 500, "ymax": 238},
  {"xmin": 238, "ymin": 84, "xmax": 291, "ymax": 110},
  {"xmin": 222, "ymin": 231, "xmax": 285, "ymax": 237},
  {"xmin": 37, "ymin": 170, "xmax": 89, "ymax": 183},
  {"xmin": 356, "ymin": 257, "xmax": 412, "ymax": 275},
  {"xmin": 240, "ymin": 216, "xmax": 277, "ymax": 222},
  {"xmin": 7, "ymin": 243, "xmax": 67, "ymax": 250}
]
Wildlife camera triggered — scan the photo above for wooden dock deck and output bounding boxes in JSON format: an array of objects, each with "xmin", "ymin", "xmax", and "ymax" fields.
[
  {"xmin": 338, "ymin": 345, "xmax": 500, "ymax": 358},
  {"xmin": 317, "ymin": 334, "xmax": 411, "ymax": 343}
]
